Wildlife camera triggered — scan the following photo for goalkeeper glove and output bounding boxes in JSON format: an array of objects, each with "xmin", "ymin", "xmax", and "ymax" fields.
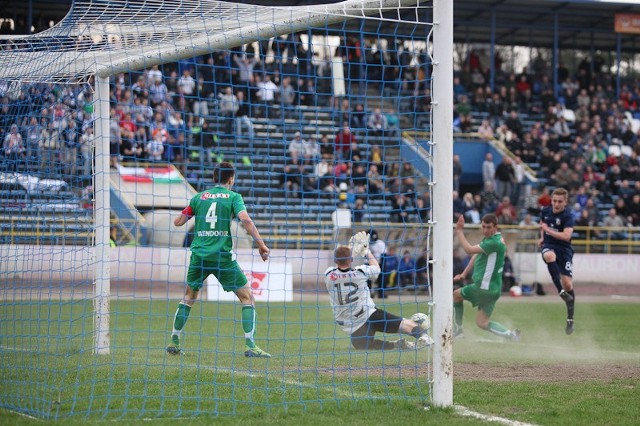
[{"xmin": 348, "ymin": 231, "xmax": 370, "ymax": 258}]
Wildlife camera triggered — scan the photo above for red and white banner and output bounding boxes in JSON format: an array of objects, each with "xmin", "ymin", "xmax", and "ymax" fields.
[
  {"xmin": 205, "ymin": 260, "xmax": 293, "ymax": 302},
  {"xmin": 117, "ymin": 164, "xmax": 184, "ymax": 183},
  {"xmin": 615, "ymin": 14, "xmax": 640, "ymax": 34}
]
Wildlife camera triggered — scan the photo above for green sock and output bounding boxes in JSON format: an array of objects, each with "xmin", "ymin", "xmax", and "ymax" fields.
[
  {"xmin": 171, "ymin": 303, "xmax": 191, "ymax": 345},
  {"xmin": 242, "ymin": 305, "xmax": 256, "ymax": 348},
  {"xmin": 453, "ymin": 302, "xmax": 464, "ymax": 329},
  {"xmin": 487, "ymin": 321, "xmax": 511, "ymax": 338}
]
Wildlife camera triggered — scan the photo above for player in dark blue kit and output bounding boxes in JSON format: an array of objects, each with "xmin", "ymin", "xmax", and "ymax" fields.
[{"xmin": 539, "ymin": 188, "xmax": 576, "ymax": 335}]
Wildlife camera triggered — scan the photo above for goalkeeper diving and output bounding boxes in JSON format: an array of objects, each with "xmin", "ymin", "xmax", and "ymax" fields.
[{"xmin": 325, "ymin": 232, "xmax": 433, "ymax": 350}]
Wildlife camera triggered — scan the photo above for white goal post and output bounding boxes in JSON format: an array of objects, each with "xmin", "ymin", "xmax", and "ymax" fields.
[{"xmin": 431, "ymin": 0, "xmax": 454, "ymax": 407}]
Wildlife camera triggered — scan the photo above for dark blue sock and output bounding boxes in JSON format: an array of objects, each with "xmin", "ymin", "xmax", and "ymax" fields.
[
  {"xmin": 567, "ymin": 290, "xmax": 575, "ymax": 319},
  {"xmin": 546, "ymin": 262, "xmax": 563, "ymax": 293}
]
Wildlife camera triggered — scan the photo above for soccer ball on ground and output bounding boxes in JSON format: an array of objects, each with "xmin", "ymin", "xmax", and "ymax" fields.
[
  {"xmin": 509, "ymin": 285, "xmax": 523, "ymax": 297},
  {"xmin": 410, "ymin": 312, "xmax": 430, "ymax": 329}
]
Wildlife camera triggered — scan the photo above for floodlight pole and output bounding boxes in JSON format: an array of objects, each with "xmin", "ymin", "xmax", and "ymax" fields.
[
  {"xmin": 431, "ymin": 0, "xmax": 454, "ymax": 407},
  {"xmin": 93, "ymin": 75, "xmax": 111, "ymax": 355}
]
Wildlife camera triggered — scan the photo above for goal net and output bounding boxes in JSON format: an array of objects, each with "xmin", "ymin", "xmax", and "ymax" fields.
[{"xmin": 0, "ymin": 0, "xmax": 452, "ymax": 419}]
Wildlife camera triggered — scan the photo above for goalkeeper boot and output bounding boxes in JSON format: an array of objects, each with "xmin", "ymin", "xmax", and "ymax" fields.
[
  {"xmin": 510, "ymin": 329, "xmax": 521, "ymax": 342},
  {"xmin": 559, "ymin": 289, "xmax": 574, "ymax": 303},
  {"xmin": 244, "ymin": 345, "xmax": 271, "ymax": 358},
  {"xmin": 166, "ymin": 343, "xmax": 182, "ymax": 355},
  {"xmin": 565, "ymin": 319, "xmax": 574, "ymax": 335},
  {"xmin": 393, "ymin": 338, "xmax": 416, "ymax": 350},
  {"xmin": 416, "ymin": 334, "xmax": 434, "ymax": 349}
]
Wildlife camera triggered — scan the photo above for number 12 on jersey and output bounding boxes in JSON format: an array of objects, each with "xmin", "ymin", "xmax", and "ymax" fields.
[{"xmin": 334, "ymin": 282, "xmax": 358, "ymax": 305}]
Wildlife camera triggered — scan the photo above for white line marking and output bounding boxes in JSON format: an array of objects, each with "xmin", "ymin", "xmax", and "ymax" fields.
[
  {"xmin": 610, "ymin": 295, "xmax": 637, "ymax": 300},
  {"xmin": 455, "ymin": 405, "xmax": 538, "ymax": 426},
  {"xmin": 0, "ymin": 408, "xmax": 42, "ymax": 421},
  {"xmin": 0, "ymin": 345, "xmax": 48, "ymax": 354},
  {"xmin": 520, "ymin": 343, "xmax": 638, "ymax": 357},
  {"xmin": 141, "ymin": 417, "xmax": 198, "ymax": 421},
  {"xmin": 174, "ymin": 361, "xmax": 393, "ymax": 400},
  {"xmin": 468, "ymin": 340, "xmax": 639, "ymax": 358}
]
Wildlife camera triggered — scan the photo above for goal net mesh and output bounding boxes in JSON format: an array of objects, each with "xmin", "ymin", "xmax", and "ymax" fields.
[{"xmin": 0, "ymin": 0, "xmax": 439, "ymax": 419}]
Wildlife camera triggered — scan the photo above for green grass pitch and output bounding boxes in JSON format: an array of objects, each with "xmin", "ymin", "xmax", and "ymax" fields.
[{"xmin": 1, "ymin": 298, "xmax": 638, "ymax": 425}]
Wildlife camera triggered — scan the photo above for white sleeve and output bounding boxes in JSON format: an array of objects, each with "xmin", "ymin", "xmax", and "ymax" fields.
[{"xmin": 355, "ymin": 264, "xmax": 381, "ymax": 278}]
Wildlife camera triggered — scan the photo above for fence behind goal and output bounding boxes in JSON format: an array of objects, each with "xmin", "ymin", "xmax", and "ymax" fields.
[{"xmin": 0, "ymin": 0, "xmax": 453, "ymax": 419}]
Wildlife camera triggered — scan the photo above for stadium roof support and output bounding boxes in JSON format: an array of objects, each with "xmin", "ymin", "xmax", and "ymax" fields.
[
  {"xmin": 5, "ymin": 0, "xmax": 640, "ymax": 51},
  {"xmin": 452, "ymin": 0, "xmax": 640, "ymax": 100},
  {"xmin": 2, "ymin": 0, "xmax": 639, "ymax": 94}
]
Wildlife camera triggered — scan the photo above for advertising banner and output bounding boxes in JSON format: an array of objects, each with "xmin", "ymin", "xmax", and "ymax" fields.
[
  {"xmin": 615, "ymin": 14, "xmax": 640, "ymax": 34},
  {"xmin": 205, "ymin": 260, "xmax": 293, "ymax": 302}
]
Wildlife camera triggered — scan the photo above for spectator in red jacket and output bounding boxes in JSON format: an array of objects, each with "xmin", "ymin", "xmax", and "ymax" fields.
[{"xmin": 334, "ymin": 121, "xmax": 356, "ymax": 161}]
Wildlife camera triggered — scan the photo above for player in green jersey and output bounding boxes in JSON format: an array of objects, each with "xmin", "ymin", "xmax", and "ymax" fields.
[
  {"xmin": 452, "ymin": 214, "xmax": 520, "ymax": 341},
  {"xmin": 167, "ymin": 161, "xmax": 271, "ymax": 358}
]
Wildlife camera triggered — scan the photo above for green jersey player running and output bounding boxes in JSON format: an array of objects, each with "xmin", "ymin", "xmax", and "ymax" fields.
[
  {"xmin": 452, "ymin": 214, "xmax": 520, "ymax": 341},
  {"xmin": 167, "ymin": 161, "xmax": 271, "ymax": 358}
]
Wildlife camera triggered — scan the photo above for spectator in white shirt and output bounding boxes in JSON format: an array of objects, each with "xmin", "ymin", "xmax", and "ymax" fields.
[
  {"xmin": 288, "ymin": 131, "xmax": 306, "ymax": 165},
  {"xmin": 256, "ymin": 74, "xmax": 278, "ymax": 117},
  {"xmin": 304, "ymin": 136, "xmax": 320, "ymax": 164},
  {"xmin": 177, "ymin": 69, "xmax": 196, "ymax": 111},
  {"xmin": 233, "ymin": 54, "xmax": 259, "ymax": 86},
  {"xmin": 218, "ymin": 86, "xmax": 238, "ymax": 136},
  {"xmin": 367, "ymin": 108, "xmax": 388, "ymax": 137}
]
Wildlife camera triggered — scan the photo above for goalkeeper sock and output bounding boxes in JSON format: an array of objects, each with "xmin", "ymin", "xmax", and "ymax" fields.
[
  {"xmin": 171, "ymin": 303, "xmax": 192, "ymax": 345},
  {"xmin": 567, "ymin": 290, "xmax": 575, "ymax": 320},
  {"xmin": 242, "ymin": 305, "xmax": 256, "ymax": 348},
  {"xmin": 487, "ymin": 321, "xmax": 511, "ymax": 338},
  {"xmin": 453, "ymin": 301, "xmax": 464, "ymax": 330},
  {"xmin": 546, "ymin": 262, "xmax": 563, "ymax": 293}
]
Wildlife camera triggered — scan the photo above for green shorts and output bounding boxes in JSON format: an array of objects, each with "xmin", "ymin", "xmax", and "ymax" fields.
[
  {"xmin": 460, "ymin": 284, "xmax": 501, "ymax": 317},
  {"xmin": 186, "ymin": 253, "xmax": 248, "ymax": 293}
]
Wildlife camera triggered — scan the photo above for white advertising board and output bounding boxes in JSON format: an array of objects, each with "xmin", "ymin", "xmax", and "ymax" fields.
[{"xmin": 205, "ymin": 260, "xmax": 293, "ymax": 302}]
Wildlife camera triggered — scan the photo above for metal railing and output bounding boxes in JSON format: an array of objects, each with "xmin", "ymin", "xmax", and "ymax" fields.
[{"xmin": 2, "ymin": 217, "xmax": 639, "ymax": 254}]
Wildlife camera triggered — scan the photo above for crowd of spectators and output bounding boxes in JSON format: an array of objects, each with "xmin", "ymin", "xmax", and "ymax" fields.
[
  {"xmin": 451, "ymin": 51, "xmax": 640, "ymax": 237},
  {"xmin": 0, "ymin": 36, "xmax": 406, "ymax": 183},
  {"xmin": 1, "ymin": 35, "xmax": 640, "ymax": 239}
]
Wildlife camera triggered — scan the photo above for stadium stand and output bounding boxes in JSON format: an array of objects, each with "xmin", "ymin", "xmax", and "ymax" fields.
[{"xmin": 1, "ymin": 32, "xmax": 639, "ymax": 251}]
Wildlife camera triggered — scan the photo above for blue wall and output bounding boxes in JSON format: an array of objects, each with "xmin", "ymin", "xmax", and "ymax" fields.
[
  {"xmin": 402, "ymin": 138, "xmax": 503, "ymax": 187},
  {"xmin": 454, "ymin": 140, "xmax": 500, "ymax": 185}
]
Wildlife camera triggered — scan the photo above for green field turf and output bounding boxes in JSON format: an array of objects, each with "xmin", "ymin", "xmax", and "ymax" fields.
[{"xmin": 1, "ymin": 298, "xmax": 638, "ymax": 425}]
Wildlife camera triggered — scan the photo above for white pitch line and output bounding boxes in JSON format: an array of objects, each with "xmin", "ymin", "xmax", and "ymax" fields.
[
  {"xmin": 138, "ymin": 362, "xmax": 390, "ymax": 421},
  {"xmin": 0, "ymin": 345, "xmax": 49, "ymax": 354},
  {"xmin": 469, "ymin": 340, "xmax": 639, "ymax": 359},
  {"xmin": 0, "ymin": 408, "xmax": 42, "ymax": 421},
  {"xmin": 141, "ymin": 417, "xmax": 199, "ymax": 421},
  {"xmin": 0, "ymin": 353, "xmax": 539, "ymax": 425},
  {"xmin": 455, "ymin": 405, "xmax": 538, "ymax": 426},
  {"xmin": 520, "ymin": 342, "xmax": 639, "ymax": 358},
  {"xmin": 174, "ymin": 360, "xmax": 399, "ymax": 400},
  {"xmin": 610, "ymin": 295, "xmax": 638, "ymax": 300}
]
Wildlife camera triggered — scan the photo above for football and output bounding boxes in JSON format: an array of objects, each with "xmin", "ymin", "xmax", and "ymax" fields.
[
  {"xmin": 410, "ymin": 312, "xmax": 430, "ymax": 329},
  {"xmin": 509, "ymin": 285, "xmax": 523, "ymax": 297}
]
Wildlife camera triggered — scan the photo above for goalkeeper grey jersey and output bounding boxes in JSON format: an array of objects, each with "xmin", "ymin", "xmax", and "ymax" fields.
[{"xmin": 325, "ymin": 264, "xmax": 381, "ymax": 334}]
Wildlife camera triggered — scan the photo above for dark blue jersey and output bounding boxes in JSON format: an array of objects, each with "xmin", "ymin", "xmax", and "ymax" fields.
[{"xmin": 540, "ymin": 206, "xmax": 574, "ymax": 249}]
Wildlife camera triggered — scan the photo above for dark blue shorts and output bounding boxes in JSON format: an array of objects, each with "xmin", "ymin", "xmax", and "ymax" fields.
[
  {"xmin": 542, "ymin": 245, "xmax": 574, "ymax": 277},
  {"xmin": 352, "ymin": 309, "xmax": 403, "ymax": 337}
]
